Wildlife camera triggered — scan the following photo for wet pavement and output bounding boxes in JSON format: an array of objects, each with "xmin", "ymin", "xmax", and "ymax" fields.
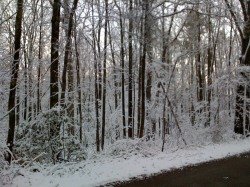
[{"xmin": 111, "ymin": 152, "xmax": 250, "ymax": 187}]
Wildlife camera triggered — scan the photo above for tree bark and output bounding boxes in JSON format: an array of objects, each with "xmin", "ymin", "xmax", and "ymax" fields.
[
  {"xmin": 50, "ymin": 0, "xmax": 61, "ymax": 163},
  {"xmin": 92, "ymin": 1, "xmax": 100, "ymax": 152},
  {"xmin": 7, "ymin": 0, "xmax": 23, "ymax": 163},
  {"xmin": 128, "ymin": 0, "xmax": 134, "ymax": 138},
  {"xmin": 116, "ymin": 1, "xmax": 126, "ymax": 138},
  {"xmin": 37, "ymin": 0, "xmax": 44, "ymax": 115},
  {"xmin": 74, "ymin": 23, "xmax": 83, "ymax": 143},
  {"xmin": 101, "ymin": 0, "xmax": 108, "ymax": 150},
  {"xmin": 139, "ymin": 0, "xmax": 149, "ymax": 138}
]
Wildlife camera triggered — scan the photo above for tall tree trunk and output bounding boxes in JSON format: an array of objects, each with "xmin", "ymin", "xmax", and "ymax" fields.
[
  {"xmin": 115, "ymin": 1, "xmax": 126, "ymax": 138},
  {"xmin": 50, "ymin": 0, "xmax": 61, "ymax": 163},
  {"xmin": 195, "ymin": 8, "xmax": 203, "ymax": 103},
  {"xmin": 97, "ymin": 0, "xmax": 102, "ymax": 104},
  {"xmin": 74, "ymin": 18, "xmax": 83, "ymax": 143},
  {"xmin": 50, "ymin": 0, "xmax": 60, "ymax": 109},
  {"xmin": 139, "ymin": 0, "xmax": 149, "ymax": 138},
  {"xmin": 207, "ymin": 3, "xmax": 213, "ymax": 127},
  {"xmin": 7, "ymin": 0, "xmax": 23, "ymax": 163},
  {"xmin": 37, "ymin": 0, "xmax": 44, "ymax": 115},
  {"xmin": 23, "ymin": 42, "xmax": 28, "ymax": 121},
  {"xmin": 108, "ymin": 18, "xmax": 119, "ymax": 139},
  {"xmin": 92, "ymin": 1, "xmax": 100, "ymax": 152},
  {"xmin": 137, "ymin": 20, "xmax": 143, "ymax": 137},
  {"xmin": 101, "ymin": 0, "xmax": 108, "ymax": 150},
  {"xmin": 63, "ymin": 0, "xmax": 78, "ymax": 137},
  {"xmin": 228, "ymin": 14, "xmax": 233, "ymax": 116},
  {"xmin": 145, "ymin": 1, "xmax": 154, "ymax": 139},
  {"xmin": 128, "ymin": 0, "xmax": 134, "ymax": 138}
]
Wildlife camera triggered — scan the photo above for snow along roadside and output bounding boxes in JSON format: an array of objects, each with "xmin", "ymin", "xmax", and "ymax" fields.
[{"xmin": 10, "ymin": 138, "xmax": 250, "ymax": 187}]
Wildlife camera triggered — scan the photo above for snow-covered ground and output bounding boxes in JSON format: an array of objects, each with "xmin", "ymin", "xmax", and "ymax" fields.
[{"xmin": 1, "ymin": 137, "xmax": 250, "ymax": 187}]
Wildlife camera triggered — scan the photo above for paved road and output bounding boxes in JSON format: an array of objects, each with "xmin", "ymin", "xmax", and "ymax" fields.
[{"xmin": 113, "ymin": 153, "xmax": 250, "ymax": 187}]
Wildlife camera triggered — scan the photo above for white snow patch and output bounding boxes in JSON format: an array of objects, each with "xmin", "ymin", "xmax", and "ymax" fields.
[{"xmin": 2, "ymin": 138, "xmax": 250, "ymax": 187}]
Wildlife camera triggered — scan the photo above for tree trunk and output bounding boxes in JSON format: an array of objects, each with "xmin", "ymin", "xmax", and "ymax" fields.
[
  {"xmin": 116, "ymin": 2, "xmax": 126, "ymax": 138},
  {"xmin": 207, "ymin": 4, "xmax": 213, "ymax": 127},
  {"xmin": 74, "ymin": 17, "xmax": 83, "ymax": 143},
  {"xmin": 50, "ymin": 0, "xmax": 61, "ymax": 163},
  {"xmin": 101, "ymin": 0, "xmax": 108, "ymax": 150},
  {"xmin": 196, "ymin": 9, "xmax": 203, "ymax": 103},
  {"xmin": 128, "ymin": 0, "xmax": 134, "ymax": 138},
  {"xmin": 92, "ymin": 1, "xmax": 100, "ymax": 152},
  {"xmin": 139, "ymin": 0, "xmax": 149, "ymax": 138},
  {"xmin": 37, "ymin": 0, "xmax": 44, "ymax": 115},
  {"xmin": 137, "ymin": 20, "xmax": 143, "ymax": 137},
  {"xmin": 7, "ymin": 0, "xmax": 23, "ymax": 163}
]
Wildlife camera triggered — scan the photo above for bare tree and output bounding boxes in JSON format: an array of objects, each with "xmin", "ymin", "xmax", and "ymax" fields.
[
  {"xmin": 50, "ymin": 0, "xmax": 61, "ymax": 163},
  {"xmin": 101, "ymin": 0, "xmax": 108, "ymax": 150},
  {"xmin": 6, "ymin": 0, "xmax": 23, "ymax": 163},
  {"xmin": 128, "ymin": 0, "xmax": 134, "ymax": 138}
]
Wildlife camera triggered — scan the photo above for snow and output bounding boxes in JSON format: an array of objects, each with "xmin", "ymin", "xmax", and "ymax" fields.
[{"xmin": 2, "ymin": 137, "xmax": 250, "ymax": 187}]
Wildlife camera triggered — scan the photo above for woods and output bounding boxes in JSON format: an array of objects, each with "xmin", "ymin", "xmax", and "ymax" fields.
[{"xmin": 1, "ymin": 0, "xmax": 250, "ymax": 165}]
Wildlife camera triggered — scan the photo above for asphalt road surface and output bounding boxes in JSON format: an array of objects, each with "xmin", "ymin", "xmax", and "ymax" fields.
[{"xmin": 112, "ymin": 153, "xmax": 250, "ymax": 187}]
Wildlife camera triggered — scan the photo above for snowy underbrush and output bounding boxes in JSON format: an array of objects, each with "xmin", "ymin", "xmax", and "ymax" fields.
[
  {"xmin": 14, "ymin": 108, "xmax": 85, "ymax": 164},
  {"xmin": 180, "ymin": 111, "xmax": 238, "ymax": 146},
  {"xmin": 0, "ymin": 136, "xmax": 8, "ymax": 171},
  {"xmin": 0, "ymin": 121, "xmax": 8, "ymax": 169},
  {"xmin": 89, "ymin": 119, "xmax": 240, "ymax": 163},
  {"xmin": 0, "ymin": 112, "xmax": 247, "ymax": 187},
  {"xmin": 0, "ymin": 122, "xmax": 12, "ymax": 186},
  {"xmin": 2, "ymin": 133, "xmax": 250, "ymax": 187},
  {"xmin": 100, "ymin": 138, "xmax": 162, "ymax": 159},
  {"xmin": 94, "ymin": 113, "xmax": 238, "ymax": 161}
]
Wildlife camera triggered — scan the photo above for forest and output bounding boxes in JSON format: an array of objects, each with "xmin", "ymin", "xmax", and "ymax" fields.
[{"xmin": 0, "ymin": 0, "xmax": 250, "ymax": 175}]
